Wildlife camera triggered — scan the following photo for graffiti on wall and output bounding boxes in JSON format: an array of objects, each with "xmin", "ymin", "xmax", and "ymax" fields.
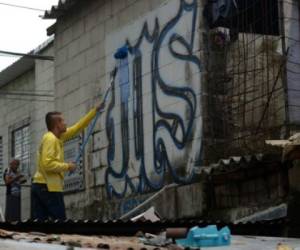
[{"xmin": 104, "ymin": 0, "xmax": 202, "ymax": 198}]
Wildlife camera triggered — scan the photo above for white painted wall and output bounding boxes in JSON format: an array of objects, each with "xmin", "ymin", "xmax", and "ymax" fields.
[{"xmin": 102, "ymin": 0, "xmax": 202, "ymax": 198}]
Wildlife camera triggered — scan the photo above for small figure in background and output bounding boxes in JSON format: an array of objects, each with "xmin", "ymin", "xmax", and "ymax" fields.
[{"xmin": 3, "ymin": 159, "xmax": 26, "ymax": 221}]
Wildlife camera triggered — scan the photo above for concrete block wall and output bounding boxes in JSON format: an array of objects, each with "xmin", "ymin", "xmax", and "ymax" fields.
[
  {"xmin": 284, "ymin": 0, "xmax": 300, "ymax": 124},
  {"xmin": 52, "ymin": 0, "xmax": 290, "ymax": 221},
  {"xmin": 0, "ymin": 188, "xmax": 5, "ymax": 221},
  {"xmin": 31, "ymin": 45, "xmax": 55, "ymax": 176},
  {"xmin": 27, "ymin": 45, "xmax": 55, "ymax": 220},
  {"xmin": 229, "ymin": 35, "xmax": 285, "ymax": 147},
  {"xmin": 53, "ymin": 0, "xmax": 205, "ymax": 219},
  {"xmin": 202, "ymin": 30, "xmax": 286, "ymax": 162},
  {"xmin": 0, "ymin": 70, "xmax": 35, "ymax": 220},
  {"xmin": 0, "ymin": 72, "xmax": 35, "ymax": 136},
  {"xmin": 0, "ymin": 43, "xmax": 54, "ymax": 221},
  {"xmin": 103, "ymin": 0, "xmax": 203, "ymax": 199}
]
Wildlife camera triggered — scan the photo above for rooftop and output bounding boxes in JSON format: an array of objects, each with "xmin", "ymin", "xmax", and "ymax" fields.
[
  {"xmin": 0, "ymin": 222, "xmax": 299, "ymax": 250},
  {"xmin": 43, "ymin": 0, "xmax": 80, "ymax": 19},
  {"xmin": 0, "ymin": 37, "xmax": 54, "ymax": 88}
]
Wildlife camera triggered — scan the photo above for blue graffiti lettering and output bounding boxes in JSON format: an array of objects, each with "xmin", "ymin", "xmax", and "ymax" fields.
[{"xmin": 105, "ymin": 0, "xmax": 202, "ymax": 198}]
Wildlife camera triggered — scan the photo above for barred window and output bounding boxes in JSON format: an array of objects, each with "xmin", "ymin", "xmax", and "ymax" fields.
[{"xmin": 11, "ymin": 125, "xmax": 30, "ymax": 176}]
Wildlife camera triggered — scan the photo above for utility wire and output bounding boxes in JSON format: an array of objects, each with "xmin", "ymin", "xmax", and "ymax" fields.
[
  {"xmin": 1, "ymin": 90, "xmax": 54, "ymax": 94},
  {"xmin": 0, "ymin": 50, "xmax": 54, "ymax": 61},
  {"xmin": 0, "ymin": 2, "xmax": 45, "ymax": 12},
  {"xmin": 0, "ymin": 96, "xmax": 54, "ymax": 102},
  {"xmin": 0, "ymin": 91, "xmax": 53, "ymax": 97}
]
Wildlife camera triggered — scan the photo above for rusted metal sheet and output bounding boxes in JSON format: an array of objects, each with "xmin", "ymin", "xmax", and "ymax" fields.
[{"xmin": 0, "ymin": 228, "xmax": 167, "ymax": 250}]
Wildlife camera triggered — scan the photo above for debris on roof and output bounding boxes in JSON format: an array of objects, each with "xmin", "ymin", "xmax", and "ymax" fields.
[
  {"xmin": 201, "ymin": 235, "xmax": 300, "ymax": 250},
  {"xmin": 131, "ymin": 207, "xmax": 161, "ymax": 223},
  {"xmin": 0, "ymin": 228, "xmax": 169, "ymax": 250},
  {"xmin": 1, "ymin": 225, "xmax": 300, "ymax": 250}
]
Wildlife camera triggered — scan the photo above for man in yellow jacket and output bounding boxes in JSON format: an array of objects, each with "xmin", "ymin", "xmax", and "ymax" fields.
[{"xmin": 31, "ymin": 103, "xmax": 103, "ymax": 220}]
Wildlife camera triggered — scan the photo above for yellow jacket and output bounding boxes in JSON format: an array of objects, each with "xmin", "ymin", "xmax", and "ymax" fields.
[{"xmin": 33, "ymin": 108, "xmax": 97, "ymax": 192}]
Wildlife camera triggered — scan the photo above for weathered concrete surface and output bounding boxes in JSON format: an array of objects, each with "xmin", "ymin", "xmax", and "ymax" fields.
[
  {"xmin": 66, "ymin": 182, "xmax": 205, "ymax": 220},
  {"xmin": 55, "ymin": 0, "xmax": 205, "ymax": 219},
  {"xmin": 0, "ymin": 240, "xmax": 77, "ymax": 250},
  {"xmin": 201, "ymin": 236, "xmax": 300, "ymax": 250}
]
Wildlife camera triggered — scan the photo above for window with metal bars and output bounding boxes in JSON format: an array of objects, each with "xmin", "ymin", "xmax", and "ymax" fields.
[{"xmin": 11, "ymin": 124, "xmax": 30, "ymax": 176}]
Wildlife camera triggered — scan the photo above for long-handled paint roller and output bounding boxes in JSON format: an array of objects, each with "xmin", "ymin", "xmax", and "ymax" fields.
[{"xmin": 72, "ymin": 46, "xmax": 129, "ymax": 169}]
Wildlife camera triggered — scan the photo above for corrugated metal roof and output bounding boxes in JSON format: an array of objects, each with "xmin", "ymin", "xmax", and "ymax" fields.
[
  {"xmin": 0, "ymin": 218, "xmax": 288, "ymax": 236},
  {"xmin": 194, "ymin": 153, "xmax": 282, "ymax": 176},
  {"xmin": 0, "ymin": 37, "xmax": 54, "ymax": 88},
  {"xmin": 0, "ymin": 221, "xmax": 295, "ymax": 250},
  {"xmin": 43, "ymin": 0, "xmax": 80, "ymax": 19}
]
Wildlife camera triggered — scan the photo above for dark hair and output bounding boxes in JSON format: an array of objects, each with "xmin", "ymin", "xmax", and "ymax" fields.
[
  {"xmin": 10, "ymin": 159, "xmax": 20, "ymax": 166},
  {"xmin": 45, "ymin": 111, "xmax": 61, "ymax": 131}
]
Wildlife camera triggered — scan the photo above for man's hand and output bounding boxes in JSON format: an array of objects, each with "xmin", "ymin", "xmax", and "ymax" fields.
[
  {"xmin": 15, "ymin": 173, "xmax": 24, "ymax": 180},
  {"xmin": 68, "ymin": 162, "xmax": 76, "ymax": 172},
  {"xmin": 19, "ymin": 175, "xmax": 27, "ymax": 184},
  {"xmin": 96, "ymin": 101, "xmax": 105, "ymax": 112}
]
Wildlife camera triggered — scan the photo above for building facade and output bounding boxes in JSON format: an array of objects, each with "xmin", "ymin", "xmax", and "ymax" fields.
[
  {"xmin": 0, "ymin": 0, "xmax": 299, "ymax": 222},
  {"xmin": 42, "ymin": 0, "xmax": 299, "ymax": 221},
  {"xmin": 0, "ymin": 39, "xmax": 54, "ymax": 220}
]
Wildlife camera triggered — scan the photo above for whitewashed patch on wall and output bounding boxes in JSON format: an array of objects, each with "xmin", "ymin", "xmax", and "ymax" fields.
[{"xmin": 100, "ymin": 0, "xmax": 202, "ymax": 198}]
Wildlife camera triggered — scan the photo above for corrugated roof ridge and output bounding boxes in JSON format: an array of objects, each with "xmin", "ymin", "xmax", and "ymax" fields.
[
  {"xmin": 194, "ymin": 153, "xmax": 280, "ymax": 175},
  {"xmin": 43, "ymin": 0, "xmax": 80, "ymax": 19}
]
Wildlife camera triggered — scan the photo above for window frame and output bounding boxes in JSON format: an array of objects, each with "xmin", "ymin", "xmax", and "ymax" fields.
[{"xmin": 9, "ymin": 118, "xmax": 30, "ymax": 177}]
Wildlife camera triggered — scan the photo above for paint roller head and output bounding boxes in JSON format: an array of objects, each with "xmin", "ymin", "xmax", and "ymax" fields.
[{"xmin": 114, "ymin": 46, "xmax": 128, "ymax": 59}]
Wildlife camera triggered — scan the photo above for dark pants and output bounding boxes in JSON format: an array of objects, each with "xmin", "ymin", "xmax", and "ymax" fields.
[
  {"xmin": 5, "ymin": 194, "xmax": 20, "ymax": 221},
  {"xmin": 31, "ymin": 183, "xmax": 66, "ymax": 220}
]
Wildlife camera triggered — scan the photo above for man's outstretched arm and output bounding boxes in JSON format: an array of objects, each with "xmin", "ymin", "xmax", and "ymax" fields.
[{"xmin": 60, "ymin": 102, "xmax": 105, "ymax": 142}]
